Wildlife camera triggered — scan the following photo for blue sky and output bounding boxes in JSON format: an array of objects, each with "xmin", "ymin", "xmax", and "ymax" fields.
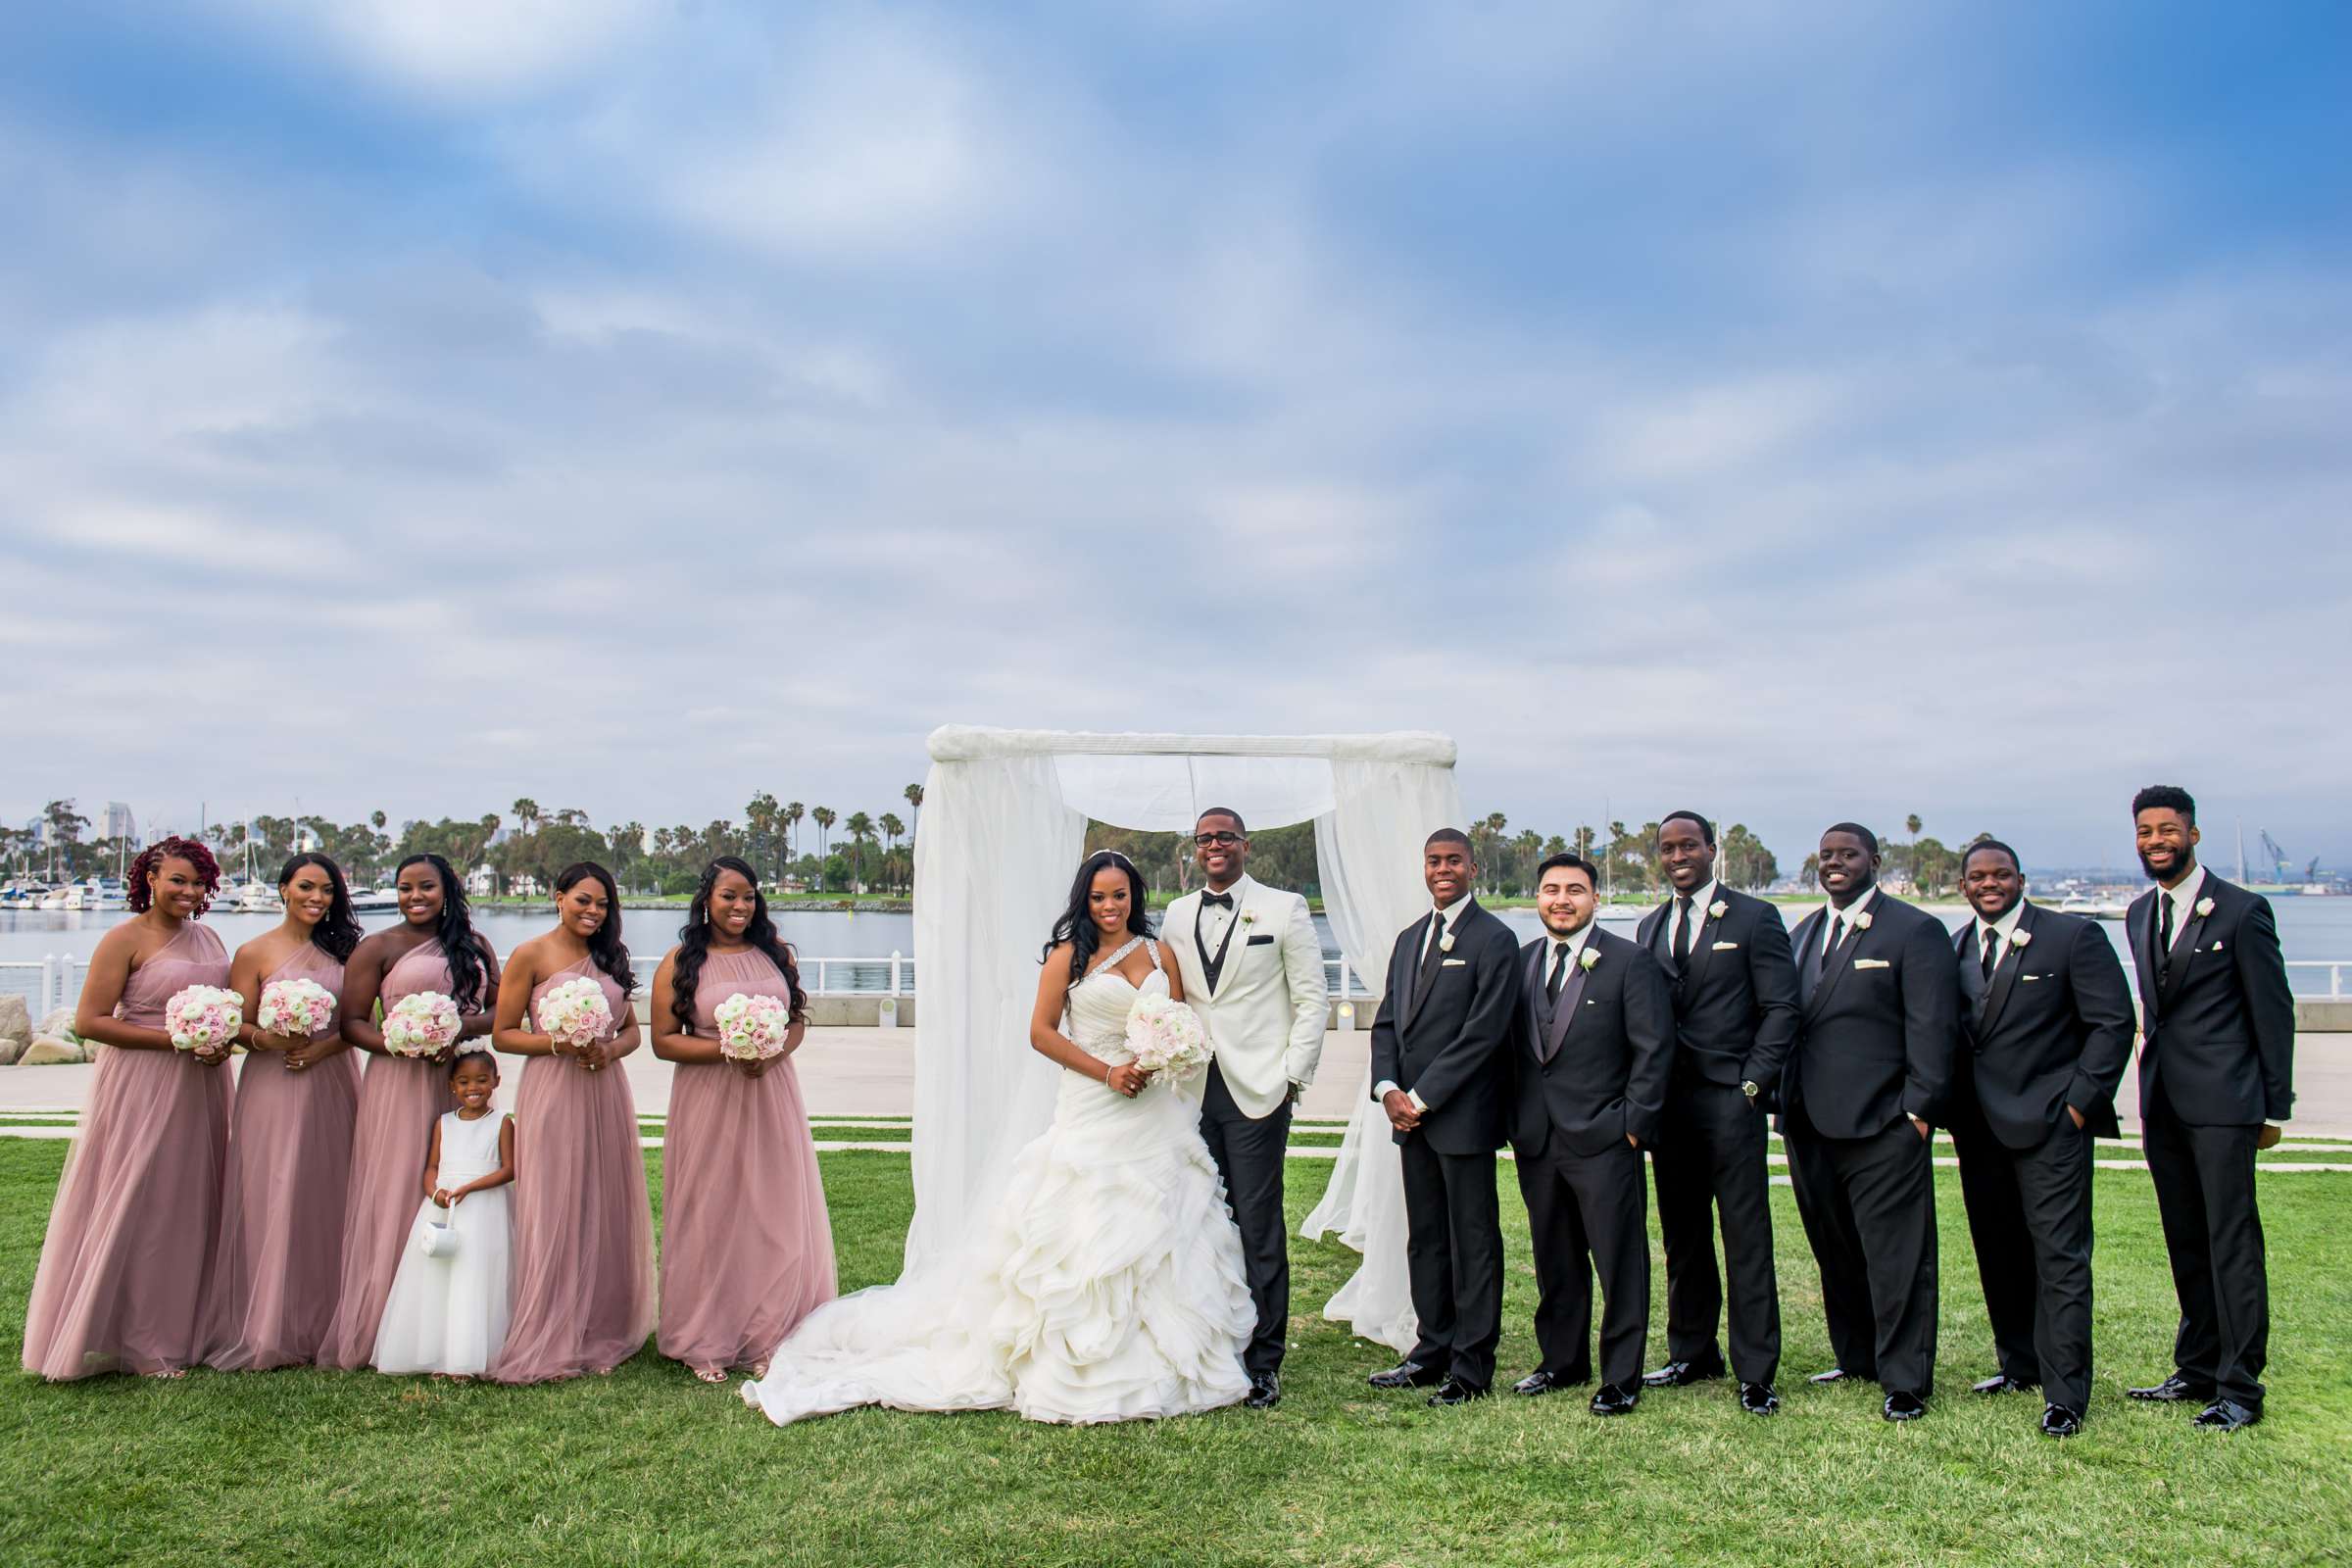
[{"xmin": 3, "ymin": 1, "xmax": 2348, "ymax": 872}]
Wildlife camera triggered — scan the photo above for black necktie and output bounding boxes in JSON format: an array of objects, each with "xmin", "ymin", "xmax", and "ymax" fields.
[
  {"xmin": 1981, "ymin": 927, "xmax": 1999, "ymax": 981},
  {"xmin": 1201, "ymin": 891, "xmax": 1234, "ymax": 909},
  {"xmin": 1412, "ymin": 912, "xmax": 1447, "ymax": 1007},
  {"xmin": 1819, "ymin": 914, "xmax": 1843, "ymax": 977},
  {"xmin": 2157, "ymin": 892, "xmax": 2176, "ymax": 986},
  {"xmin": 1546, "ymin": 940, "xmax": 1570, "ymax": 1004},
  {"xmin": 1672, "ymin": 895, "xmax": 1692, "ymax": 966}
]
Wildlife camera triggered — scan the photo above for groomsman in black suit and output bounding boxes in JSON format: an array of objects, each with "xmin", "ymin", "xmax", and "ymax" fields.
[
  {"xmin": 2123, "ymin": 785, "xmax": 2296, "ymax": 1433},
  {"xmin": 1944, "ymin": 839, "xmax": 2135, "ymax": 1438},
  {"xmin": 1506, "ymin": 853, "xmax": 1675, "ymax": 1415},
  {"xmin": 1367, "ymin": 829, "xmax": 1521, "ymax": 1405},
  {"xmin": 1635, "ymin": 811, "xmax": 1799, "ymax": 1416},
  {"xmin": 1782, "ymin": 823, "xmax": 1959, "ymax": 1422}
]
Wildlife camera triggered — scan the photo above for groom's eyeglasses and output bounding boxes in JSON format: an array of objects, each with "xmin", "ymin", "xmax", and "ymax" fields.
[{"xmin": 1194, "ymin": 832, "xmax": 1245, "ymax": 848}]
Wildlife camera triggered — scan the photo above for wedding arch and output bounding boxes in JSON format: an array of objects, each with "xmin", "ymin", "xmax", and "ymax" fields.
[{"xmin": 902, "ymin": 725, "xmax": 1460, "ymax": 1348}]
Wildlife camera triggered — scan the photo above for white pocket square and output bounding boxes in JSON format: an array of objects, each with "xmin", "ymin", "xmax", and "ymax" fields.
[
  {"xmin": 1853, "ymin": 958, "xmax": 1892, "ymax": 969},
  {"xmin": 1441, "ymin": 957, "xmax": 1467, "ymax": 967},
  {"xmin": 2021, "ymin": 973, "xmax": 2045, "ymax": 983},
  {"xmin": 1711, "ymin": 941, "xmax": 1740, "ymax": 951},
  {"xmin": 2211, "ymin": 941, "xmax": 2225, "ymax": 952}
]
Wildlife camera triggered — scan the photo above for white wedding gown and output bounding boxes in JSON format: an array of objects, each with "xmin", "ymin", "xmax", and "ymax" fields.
[{"xmin": 741, "ymin": 937, "xmax": 1253, "ymax": 1425}]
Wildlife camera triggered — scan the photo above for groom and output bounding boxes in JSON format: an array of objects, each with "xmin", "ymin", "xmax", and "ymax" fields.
[{"xmin": 1161, "ymin": 808, "xmax": 1331, "ymax": 1409}]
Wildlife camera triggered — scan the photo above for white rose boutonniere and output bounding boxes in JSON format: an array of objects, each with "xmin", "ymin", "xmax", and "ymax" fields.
[
  {"xmin": 2009, "ymin": 928, "xmax": 2032, "ymax": 950},
  {"xmin": 1709, "ymin": 901, "xmax": 1728, "ymax": 920},
  {"xmin": 1239, "ymin": 907, "xmax": 1258, "ymax": 928},
  {"xmin": 1579, "ymin": 947, "xmax": 1600, "ymax": 972},
  {"xmin": 1852, "ymin": 909, "xmax": 1874, "ymax": 931},
  {"xmin": 1438, "ymin": 930, "xmax": 1456, "ymax": 955},
  {"xmin": 2195, "ymin": 897, "xmax": 2216, "ymax": 919}
]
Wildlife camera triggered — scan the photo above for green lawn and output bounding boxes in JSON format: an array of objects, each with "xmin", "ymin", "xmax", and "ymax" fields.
[{"xmin": 0, "ymin": 1147, "xmax": 2345, "ymax": 1567}]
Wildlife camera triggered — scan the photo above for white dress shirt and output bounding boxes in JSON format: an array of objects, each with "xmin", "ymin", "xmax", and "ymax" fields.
[
  {"xmin": 1377, "ymin": 895, "xmax": 1475, "ymax": 1110},
  {"xmin": 1972, "ymin": 896, "xmax": 2028, "ymax": 975},
  {"xmin": 2153, "ymin": 861, "xmax": 2207, "ymax": 954},
  {"xmin": 1814, "ymin": 882, "xmax": 1880, "ymax": 962},
  {"xmin": 1657, "ymin": 878, "xmax": 1720, "ymax": 959},
  {"xmin": 1193, "ymin": 872, "xmax": 1252, "ymax": 953}
]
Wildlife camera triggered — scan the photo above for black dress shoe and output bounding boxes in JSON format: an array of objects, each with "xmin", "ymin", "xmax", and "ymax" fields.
[
  {"xmin": 2191, "ymin": 1398, "xmax": 2261, "ymax": 1432},
  {"xmin": 1368, "ymin": 1361, "xmax": 1446, "ymax": 1391},
  {"xmin": 1642, "ymin": 1357, "xmax": 1728, "ymax": 1389},
  {"xmin": 2040, "ymin": 1403, "xmax": 2083, "ymax": 1438},
  {"xmin": 1810, "ymin": 1366, "xmax": 1865, "ymax": 1385},
  {"xmin": 1426, "ymin": 1378, "xmax": 1489, "ymax": 1406},
  {"xmin": 1243, "ymin": 1373, "xmax": 1281, "ymax": 1409},
  {"xmin": 1589, "ymin": 1382, "xmax": 1639, "ymax": 1416},
  {"xmin": 1739, "ymin": 1382, "xmax": 1781, "ymax": 1416},
  {"xmin": 1972, "ymin": 1373, "xmax": 2040, "ymax": 1396},
  {"xmin": 1513, "ymin": 1369, "xmax": 1583, "ymax": 1397},
  {"xmin": 2128, "ymin": 1372, "xmax": 2217, "ymax": 1403},
  {"xmin": 1882, "ymin": 1391, "xmax": 1927, "ymax": 1422}
]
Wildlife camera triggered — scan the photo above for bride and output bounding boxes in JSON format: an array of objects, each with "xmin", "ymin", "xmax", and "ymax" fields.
[{"xmin": 740, "ymin": 850, "xmax": 1253, "ymax": 1425}]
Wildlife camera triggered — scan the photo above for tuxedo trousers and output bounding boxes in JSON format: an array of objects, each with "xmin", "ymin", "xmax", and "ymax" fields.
[
  {"xmin": 1784, "ymin": 1107, "xmax": 1939, "ymax": 1396},
  {"xmin": 1517, "ymin": 1134, "xmax": 1648, "ymax": 1389},
  {"xmin": 1200, "ymin": 1061, "xmax": 1292, "ymax": 1378},
  {"xmin": 2142, "ymin": 1083, "xmax": 2267, "ymax": 1410},
  {"xmin": 1651, "ymin": 1076, "xmax": 1780, "ymax": 1385},
  {"xmin": 1398, "ymin": 1137, "xmax": 1501, "ymax": 1392},
  {"xmin": 1948, "ymin": 1093, "xmax": 2096, "ymax": 1411}
]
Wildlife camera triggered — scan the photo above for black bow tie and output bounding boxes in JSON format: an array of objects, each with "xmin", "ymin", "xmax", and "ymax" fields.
[{"xmin": 1200, "ymin": 892, "xmax": 1235, "ymax": 909}]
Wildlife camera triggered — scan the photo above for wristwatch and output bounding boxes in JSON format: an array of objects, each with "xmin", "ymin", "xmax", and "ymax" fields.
[{"xmin": 1740, "ymin": 1080, "xmax": 1760, "ymax": 1100}]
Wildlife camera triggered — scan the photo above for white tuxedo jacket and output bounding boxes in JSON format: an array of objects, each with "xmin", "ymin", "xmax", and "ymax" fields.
[{"xmin": 1161, "ymin": 874, "xmax": 1330, "ymax": 1118}]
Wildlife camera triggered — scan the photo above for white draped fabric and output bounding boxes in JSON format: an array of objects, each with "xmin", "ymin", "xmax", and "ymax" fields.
[{"xmin": 882, "ymin": 728, "xmax": 1457, "ymax": 1336}]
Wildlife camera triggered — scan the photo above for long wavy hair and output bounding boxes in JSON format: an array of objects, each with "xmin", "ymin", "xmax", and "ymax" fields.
[
  {"xmin": 1042, "ymin": 850, "xmax": 1153, "ymax": 983},
  {"xmin": 126, "ymin": 836, "xmax": 221, "ymax": 916},
  {"xmin": 554, "ymin": 860, "xmax": 635, "ymax": 993},
  {"xmin": 394, "ymin": 853, "xmax": 491, "ymax": 1013},
  {"xmin": 277, "ymin": 851, "xmax": 364, "ymax": 961},
  {"xmin": 670, "ymin": 856, "xmax": 806, "ymax": 1031}
]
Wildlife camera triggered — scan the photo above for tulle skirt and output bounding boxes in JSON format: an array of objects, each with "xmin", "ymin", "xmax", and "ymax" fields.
[
  {"xmin": 658, "ymin": 1058, "xmax": 836, "ymax": 1373},
  {"xmin": 320, "ymin": 1054, "xmax": 445, "ymax": 1369},
  {"xmin": 740, "ymin": 1064, "xmax": 1253, "ymax": 1426},
  {"xmin": 23, "ymin": 1048, "xmax": 231, "ymax": 1379},
  {"xmin": 203, "ymin": 1051, "xmax": 361, "ymax": 1370},
  {"xmin": 371, "ymin": 1188, "xmax": 514, "ymax": 1375}
]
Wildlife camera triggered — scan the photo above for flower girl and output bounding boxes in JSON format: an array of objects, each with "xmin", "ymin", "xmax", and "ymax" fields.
[{"xmin": 371, "ymin": 1049, "xmax": 516, "ymax": 1378}]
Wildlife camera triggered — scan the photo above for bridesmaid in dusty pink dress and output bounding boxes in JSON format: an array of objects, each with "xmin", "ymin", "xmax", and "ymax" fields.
[
  {"xmin": 23, "ymin": 838, "xmax": 235, "ymax": 1379},
  {"xmin": 488, "ymin": 860, "xmax": 656, "ymax": 1383},
  {"xmin": 203, "ymin": 852, "xmax": 367, "ymax": 1370},
  {"xmin": 651, "ymin": 857, "xmax": 835, "ymax": 1382},
  {"xmin": 319, "ymin": 854, "xmax": 499, "ymax": 1370}
]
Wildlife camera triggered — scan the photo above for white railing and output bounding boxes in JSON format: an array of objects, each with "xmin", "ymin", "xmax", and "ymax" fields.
[{"xmin": 2287, "ymin": 961, "xmax": 2349, "ymax": 999}]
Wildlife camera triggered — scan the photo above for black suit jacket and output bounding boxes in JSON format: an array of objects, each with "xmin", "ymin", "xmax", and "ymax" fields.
[
  {"xmin": 1953, "ymin": 901, "xmax": 2134, "ymax": 1149},
  {"xmin": 1634, "ymin": 886, "xmax": 1800, "ymax": 1103},
  {"xmin": 1784, "ymin": 891, "xmax": 1959, "ymax": 1140},
  {"xmin": 1368, "ymin": 900, "xmax": 1519, "ymax": 1154},
  {"xmin": 2126, "ymin": 873, "xmax": 2296, "ymax": 1126},
  {"xmin": 1507, "ymin": 927, "xmax": 1674, "ymax": 1158}
]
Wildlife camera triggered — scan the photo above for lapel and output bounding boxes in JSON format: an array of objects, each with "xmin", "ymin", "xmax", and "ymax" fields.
[
  {"xmin": 1792, "ymin": 907, "xmax": 1825, "ymax": 1006},
  {"xmin": 1679, "ymin": 889, "xmax": 1728, "ymax": 995},
  {"xmin": 1543, "ymin": 936, "xmax": 1592, "ymax": 1063},
  {"xmin": 1976, "ymin": 900, "xmax": 2034, "ymax": 1038},
  {"xmin": 1402, "ymin": 911, "xmax": 1441, "ymax": 1029},
  {"xmin": 1523, "ymin": 939, "xmax": 1551, "ymax": 1028},
  {"xmin": 2126, "ymin": 888, "xmax": 2160, "ymax": 1015},
  {"xmin": 1802, "ymin": 895, "xmax": 1872, "ymax": 1019},
  {"xmin": 1194, "ymin": 877, "xmax": 1250, "ymax": 998},
  {"xmin": 2158, "ymin": 880, "xmax": 2216, "ymax": 1013}
]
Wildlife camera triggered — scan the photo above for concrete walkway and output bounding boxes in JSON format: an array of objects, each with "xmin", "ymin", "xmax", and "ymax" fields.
[{"xmin": 4, "ymin": 1030, "xmax": 2350, "ymax": 1140}]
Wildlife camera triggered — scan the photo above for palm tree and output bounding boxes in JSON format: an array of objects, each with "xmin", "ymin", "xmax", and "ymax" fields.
[
  {"xmin": 879, "ymin": 812, "xmax": 906, "ymax": 890},
  {"xmin": 845, "ymin": 811, "xmax": 876, "ymax": 892},
  {"xmin": 784, "ymin": 802, "xmax": 806, "ymax": 865},
  {"xmin": 904, "ymin": 782, "xmax": 923, "ymax": 841},
  {"xmin": 512, "ymin": 798, "xmax": 541, "ymax": 831},
  {"xmin": 812, "ymin": 807, "xmax": 836, "ymax": 891},
  {"xmin": 745, "ymin": 791, "xmax": 781, "ymax": 881}
]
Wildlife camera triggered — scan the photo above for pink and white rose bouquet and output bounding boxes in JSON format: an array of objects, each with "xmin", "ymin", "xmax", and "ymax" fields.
[
  {"xmin": 1124, "ymin": 992, "xmax": 1211, "ymax": 1077},
  {"xmin": 714, "ymin": 992, "xmax": 790, "ymax": 1060},
  {"xmin": 165, "ymin": 985, "xmax": 243, "ymax": 1052},
  {"xmin": 382, "ymin": 991, "xmax": 461, "ymax": 1057},
  {"xmin": 535, "ymin": 976, "xmax": 612, "ymax": 1049},
  {"xmin": 258, "ymin": 977, "xmax": 337, "ymax": 1039}
]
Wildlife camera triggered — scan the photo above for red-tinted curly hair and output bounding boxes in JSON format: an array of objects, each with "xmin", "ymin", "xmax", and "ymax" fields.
[{"xmin": 125, "ymin": 836, "xmax": 221, "ymax": 916}]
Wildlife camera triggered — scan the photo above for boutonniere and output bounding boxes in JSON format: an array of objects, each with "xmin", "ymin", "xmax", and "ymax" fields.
[
  {"xmin": 1852, "ymin": 909, "xmax": 1874, "ymax": 931},
  {"xmin": 1438, "ymin": 930, "xmax": 1455, "ymax": 954},
  {"xmin": 1239, "ymin": 907, "xmax": 1258, "ymax": 928},
  {"xmin": 2009, "ymin": 928, "xmax": 2032, "ymax": 950},
  {"xmin": 1578, "ymin": 947, "xmax": 1600, "ymax": 971},
  {"xmin": 1709, "ymin": 901, "xmax": 1728, "ymax": 919},
  {"xmin": 2194, "ymin": 897, "xmax": 2215, "ymax": 919}
]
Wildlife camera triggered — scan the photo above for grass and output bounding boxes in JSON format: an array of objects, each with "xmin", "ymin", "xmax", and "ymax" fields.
[{"xmin": 0, "ymin": 1149, "xmax": 2347, "ymax": 1566}]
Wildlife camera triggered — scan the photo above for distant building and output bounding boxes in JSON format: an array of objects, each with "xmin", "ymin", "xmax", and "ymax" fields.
[{"xmin": 103, "ymin": 802, "xmax": 139, "ymax": 848}]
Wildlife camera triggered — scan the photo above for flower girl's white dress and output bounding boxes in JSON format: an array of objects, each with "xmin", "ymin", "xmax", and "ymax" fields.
[
  {"xmin": 372, "ymin": 1110, "xmax": 513, "ymax": 1375},
  {"xmin": 742, "ymin": 936, "xmax": 1252, "ymax": 1425}
]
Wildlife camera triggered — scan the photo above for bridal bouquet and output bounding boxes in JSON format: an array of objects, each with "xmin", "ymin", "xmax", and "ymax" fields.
[
  {"xmin": 536, "ymin": 976, "xmax": 612, "ymax": 1049},
  {"xmin": 1124, "ymin": 992, "xmax": 1211, "ymax": 1076},
  {"xmin": 714, "ymin": 991, "xmax": 790, "ymax": 1060},
  {"xmin": 382, "ymin": 991, "xmax": 461, "ymax": 1057},
  {"xmin": 165, "ymin": 986, "xmax": 244, "ymax": 1052},
  {"xmin": 257, "ymin": 977, "xmax": 336, "ymax": 1039}
]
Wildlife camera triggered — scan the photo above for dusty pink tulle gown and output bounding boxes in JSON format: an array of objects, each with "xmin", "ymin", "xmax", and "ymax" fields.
[
  {"xmin": 203, "ymin": 943, "xmax": 360, "ymax": 1370},
  {"xmin": 658, "ymin": 949, "xmax": 836, "ymax": 1375},
  {"xmin": 22, "ymin": 921, "xmax": 233, "ymax": 1379},
  {"xmin": 320, "ymin": 941, "xmax": 464, "ymax": 1369},
  {"xmin": 489, "ymin": 957, "xmax": 655, "ymax": 1383}
]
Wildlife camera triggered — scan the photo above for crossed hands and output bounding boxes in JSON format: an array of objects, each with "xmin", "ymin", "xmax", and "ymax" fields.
[{"xmin": 1382, "ymin": 1089, "xmax": 1421, "ymax": 1134}]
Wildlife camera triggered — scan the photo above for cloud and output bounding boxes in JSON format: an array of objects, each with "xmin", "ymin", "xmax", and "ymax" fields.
[{"xmin": 217, "ymin": 0, "xmax": 667, "ymax": 100}]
